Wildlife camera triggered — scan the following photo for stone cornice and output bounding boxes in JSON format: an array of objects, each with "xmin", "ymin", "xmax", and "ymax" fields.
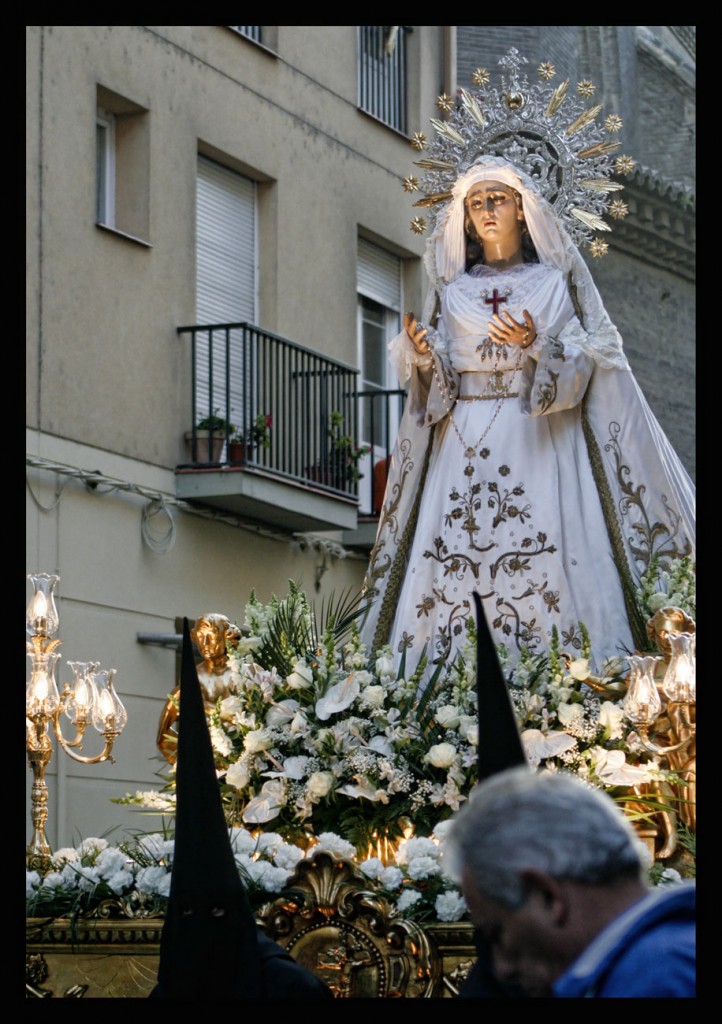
[{"xmin": 609, "ymin": 166, "xmax": 695, "ymax": 281}]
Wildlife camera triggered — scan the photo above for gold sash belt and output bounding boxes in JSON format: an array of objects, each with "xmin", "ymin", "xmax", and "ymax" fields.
[{"xmin": 456, "ymin": 392, "xmax": 519, "ymax": 401}]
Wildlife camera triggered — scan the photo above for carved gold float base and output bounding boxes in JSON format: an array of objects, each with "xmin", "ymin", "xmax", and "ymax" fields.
[
  {"xmin": 26, "ymin": 919, "xmax": 475, "ymax": 998},
  {"xmin": 27, "ymin": 853, "xmax": 477, "ymax": 998}
]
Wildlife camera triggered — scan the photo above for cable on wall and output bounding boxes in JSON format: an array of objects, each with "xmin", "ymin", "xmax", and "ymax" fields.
[{"xmin": 25, "ymin": 454, "xmax": 366, "ymax": 561}]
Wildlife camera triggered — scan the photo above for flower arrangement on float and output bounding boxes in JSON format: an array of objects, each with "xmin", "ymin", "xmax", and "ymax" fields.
[{"xmin": 29, "ymin": 558, "xmax": 695, "ymax": 924}]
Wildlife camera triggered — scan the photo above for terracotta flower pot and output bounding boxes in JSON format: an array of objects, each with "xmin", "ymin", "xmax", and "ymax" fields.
[
  {"xmin": 184, "ymin": 429, "xmax": 225, "ymax": 463},
  {"xmin": 229, "ymin": 441, "xmax": 254, "ymax": 464}
]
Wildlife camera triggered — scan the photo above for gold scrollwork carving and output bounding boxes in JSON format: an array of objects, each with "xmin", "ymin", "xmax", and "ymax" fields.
[{"xmin": 258, "ymin": 853, "xmax": 442, "ymax": 997}]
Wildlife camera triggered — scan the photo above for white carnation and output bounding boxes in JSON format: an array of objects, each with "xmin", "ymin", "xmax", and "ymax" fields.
[
  {"xmin": 396, "ymin": 889, "xmax": 423, "ymax": 912},
  {"xmin": 435, "ymin": 890, "xmax": 467, "ymax": 922},
  {"xmin": 308, "ymin": 833, "xmax": 356, "ymax": 860},
  {"xmin": 379, "ymin": 866, "xmax": 404, "ymax": 890},
  {"xmin": 359, "ymin": 685, "xmax": 385, "ymax": 709},
  {"xmin": 360, "ymin": 857, "xmax": 384, "ymax": 880},
  {"xmin": 406, "ymin": 856, "xmax": 440, "ymax": 881}
]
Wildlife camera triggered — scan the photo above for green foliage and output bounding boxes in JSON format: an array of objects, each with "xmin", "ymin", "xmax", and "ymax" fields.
[{"xmin": 196, "ymin": 408, "xmax": 234, "ymax": 433}]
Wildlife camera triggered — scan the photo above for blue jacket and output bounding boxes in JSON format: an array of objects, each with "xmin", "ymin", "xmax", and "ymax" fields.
[{"xmin": 554, "ymin": 883, "xmax": 695, "ymax": 998}]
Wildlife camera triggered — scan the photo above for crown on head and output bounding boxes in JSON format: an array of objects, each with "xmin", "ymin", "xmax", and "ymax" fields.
[{"xmin": 405, "ymin": 48, "xmax": 635, "ymax": 257}]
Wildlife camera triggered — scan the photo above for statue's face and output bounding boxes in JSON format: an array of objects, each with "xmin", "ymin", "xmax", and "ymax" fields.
[
  {"xmin": 646, "ymin": 606, "xmax": 695, "ymax": 654},
  {"xmin": 193, "ymin": 619, "xmax": 226, "ymax": 659},
  {"xmin": 465, "ymin": 180, "xmax": 523, "ymax": 246}
]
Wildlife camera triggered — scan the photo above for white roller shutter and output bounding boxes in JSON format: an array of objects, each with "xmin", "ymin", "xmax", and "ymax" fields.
[
  {"xmin": 357, "ymin": 237, "xmax": 401, "ymax": 311},
  {"xmin": 195, "ymin": 156, "xmax": 256, "ymax": 431}
]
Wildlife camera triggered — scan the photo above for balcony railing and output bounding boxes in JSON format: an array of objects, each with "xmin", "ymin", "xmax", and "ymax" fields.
[
  {"xmin": 354, "ymin": 387, "xmax": 406, "ymax": 517},
  {"xmin": 177, "ymin": 322, "xmax": 405, "ymax": 518}
]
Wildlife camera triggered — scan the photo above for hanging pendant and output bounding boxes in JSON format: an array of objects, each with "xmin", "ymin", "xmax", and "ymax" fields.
[{"xmin": 481, "ymin": 287, "xmax": 512, "ymax": 316}]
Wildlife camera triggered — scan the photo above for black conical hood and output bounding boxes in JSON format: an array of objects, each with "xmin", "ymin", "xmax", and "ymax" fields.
[
  {"xmin": 152, "ymin": 618, "xmax": 262, "ymax": 999},
  {"xmin": 472, "ymin": 592, "xmax": 526, "ymax": 781}
]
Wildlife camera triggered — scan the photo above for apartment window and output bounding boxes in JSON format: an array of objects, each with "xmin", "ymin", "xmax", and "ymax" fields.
[
  {"xmin": 357, "ymin": 239, "xmax": 402, "ymax": 509},
  {"xmin": 95, "ymin": 111, "xmax": 116, "ymax": 226},
  {"xmin": 95, "ymin": 86, "xmax": 150, "ymax": 242},
  {"xmin": 195, "ymin": 155, "xmax": 257, "ymax": 434},
  {"xmin": 358, "ymin": 26, "xmax": 409, "ymax": 134},
  {"xmin": 230, "ymin": 26, "xmax": 262, "ymax": 43}
]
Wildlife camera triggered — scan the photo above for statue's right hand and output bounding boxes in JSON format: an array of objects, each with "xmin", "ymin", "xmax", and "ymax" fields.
[{"xmin": 404, "ymin": 310, "xmax": 430, "ymax": 354}]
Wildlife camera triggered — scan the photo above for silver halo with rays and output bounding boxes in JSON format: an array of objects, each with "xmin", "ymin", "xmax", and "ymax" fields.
[{"xmin": 408, "ymin": 47, "xmax": 634, "ymax": 253}]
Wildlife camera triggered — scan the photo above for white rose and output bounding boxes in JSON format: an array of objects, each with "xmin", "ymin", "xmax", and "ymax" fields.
[
  {"xmin": 424, "ymin": 743, "xmax": 457, "ymax": 769},
  {"xmin": 244, "ymin": 728, "xmax": 273, "ymax": 753},
  {"xmin": 306, "ymin": 771, "xmax": 334, "ymax": 799},
  {"xmin": 226, "ymin": 761, "xmax": 251, "ymax": 790},
  {"xmin": 435, "ymin": 705, "xmax": 460, "ymax": 729},
  {"xmin": 457, "ymin": 715, "xmax": 478, "ymax": 745},
  {"xmin": 375, "ymin": 652, "xmax": 395, "ymax": 677}
]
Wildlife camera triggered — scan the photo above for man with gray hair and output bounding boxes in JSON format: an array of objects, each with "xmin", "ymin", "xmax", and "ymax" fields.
[{"xmin": 447, "ymin": 766, "xmax": 695, "ymax": 998}]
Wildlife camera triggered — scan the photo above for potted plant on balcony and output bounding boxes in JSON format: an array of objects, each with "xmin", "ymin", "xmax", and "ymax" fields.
[
  {"xmin": 228, "ymin": 413, "xmax": 272, "ymax": 464},
  {"xmin": 185, "ymin": 410, "xmax": 234, "ymax": 463},
  {"xmin": 310, "ymin": 411, "xmax": 371, "ymax": 487}
]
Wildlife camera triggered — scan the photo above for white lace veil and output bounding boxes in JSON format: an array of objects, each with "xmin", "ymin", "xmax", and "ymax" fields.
[{"xmin": 422, "ymin": 156, "xmax": 628, "ymax": 370}]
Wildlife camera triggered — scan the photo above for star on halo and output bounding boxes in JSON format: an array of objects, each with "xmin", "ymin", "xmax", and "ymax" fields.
[
  {"xmin": 411, "ymin": 216, "xmax": 427, "ymax": 235},
  {"xmin": 537, "ymin": 62, "xmax": 556, "ymax": 80},
  {"xmin": 589, "ymin": 238, "xmax": 609, "ymax": 257},
  {"xmin": 614, "ymin": 154, "xmax": 636, "ymax": 175},
  {"xmin": 403, "ymin": 176, "xmax": 420, "ymax": 192},
  {"xmin": 609, "ymin": 199, "xmax": 629, "ymax": 219},
  {"xmin": 436, "ymin": 93, "xmax": 453, "ymax": 113},
  {"xmin": 577, "ymin": 80, "xmax": 596, "ymax": 97},
  {"xmin": 472, "ymin": 67, "xmax": 490, "ymax": 87},
  {"xmin": 604, "ymin": 114, "xmax": 623, "ymax": 133},
  {"xmin": 411, "ymin": 132, "xmax": 427, "ymax": 151}
]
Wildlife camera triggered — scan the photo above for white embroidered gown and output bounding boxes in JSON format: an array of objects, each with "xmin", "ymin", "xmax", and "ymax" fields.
[{"xmin": 361, "ymin": 261, "xmax": 695, "ymax": 674}]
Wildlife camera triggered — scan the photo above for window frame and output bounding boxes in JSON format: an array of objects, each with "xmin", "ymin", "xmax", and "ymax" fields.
[
  {"xmin": 95, "ymin": 108, "xmax": 116, "ymax": 227},
  {"xmin": 357, "ymin": 26, "xmax": 409, "ymax": 135}
]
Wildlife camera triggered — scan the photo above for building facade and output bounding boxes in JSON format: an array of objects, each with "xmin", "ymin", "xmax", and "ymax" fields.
[
  {"xmin": 26, "ymin": 25, "xmax": 694, "ymax": 851},
  {"xmin": 26, "ymin": 25, "xmax": 450, "ymax": 848}
]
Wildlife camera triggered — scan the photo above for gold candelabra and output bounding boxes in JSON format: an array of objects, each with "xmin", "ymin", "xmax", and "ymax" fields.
[
  {"xmin": 620, "ymin": 609, "xmax": 696, "ymax": 855},
  {"xmin": 25, "ymin": 573, "xmax": 127, "ymax": 873}
]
